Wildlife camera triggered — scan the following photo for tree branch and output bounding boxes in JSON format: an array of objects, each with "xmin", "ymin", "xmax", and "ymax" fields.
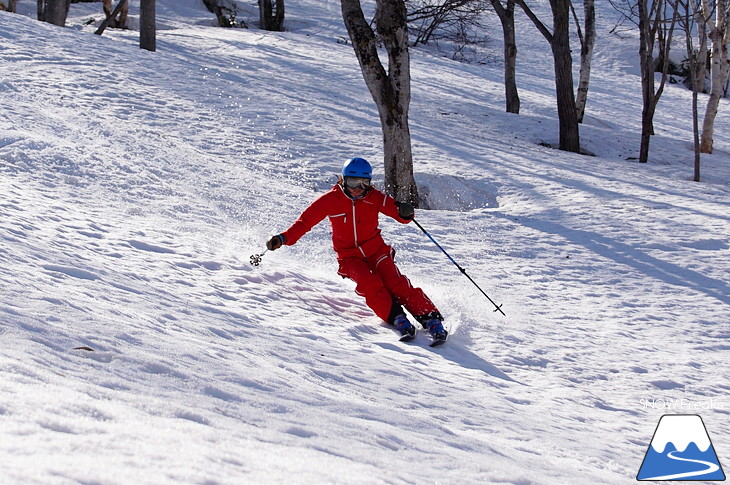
[{"xmin": 515, "ymin": 0, "xmax": 553, "ymax": 42}]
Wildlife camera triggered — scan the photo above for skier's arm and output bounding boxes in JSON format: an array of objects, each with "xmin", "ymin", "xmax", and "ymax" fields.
[
  {"xmin": 279, "ymin": 193, "xmax": 330, "ymax": 246},
  {"xmin": 379, "ymin": 192, "xmax": 413, "ymax": 224}
]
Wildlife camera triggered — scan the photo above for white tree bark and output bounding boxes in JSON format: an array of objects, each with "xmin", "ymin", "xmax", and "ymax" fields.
[
  {"xmin": 573, "ymin": 0, "xmax": 595, "ymax": 123},
  {"xmin": 701, "ymin": 0, "xmax": 730, "ymax": 153},
  {"xmin": 489, "ymin": 0, "xmax": 520, "ymax": 114}
]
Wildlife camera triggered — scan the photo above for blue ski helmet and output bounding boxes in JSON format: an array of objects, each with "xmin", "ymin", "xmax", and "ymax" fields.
[{"xmin": 342, "ymin": 157, "xmax": 372, "ymax": 179}]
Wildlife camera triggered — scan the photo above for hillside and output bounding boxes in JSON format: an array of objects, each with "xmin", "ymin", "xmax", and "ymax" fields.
[{"xmin": 1, "ymin": 1, "xmax": 728, "ymax": 484}]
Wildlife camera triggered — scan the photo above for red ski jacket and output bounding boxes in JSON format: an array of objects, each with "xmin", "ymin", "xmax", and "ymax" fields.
[{"xmin": 281, "ymin": 184, "xmax": 411, "ymax": 261}]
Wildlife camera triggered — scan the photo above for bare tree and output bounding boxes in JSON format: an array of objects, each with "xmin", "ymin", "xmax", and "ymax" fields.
[
  {"xmin": 571, "ymin": 0, "xmax": 596, "ymax": 123},
  {"xmin": 516, "ymin": 0, "xmax": 580, "ymax": 153},
  {"xmin": 621, "ymin": 0, "xmax": 678, "ymax": 163},
  {"xmin": 259, "ymin": 0, "xmax": 285, "ymax": 31},
  {"xmin": 700, "ymin": 0, "xmax": 730, "ymax": 153},
  {"xmin": 341, "ymin": 0, "xmax": 419, "ymax": 204},
  {"xmin": 674, "ymin": 0, "xmax": 710, "ymax": 181},
  {"xmin": 407, "ymin": 0, "xmax": 488, "ymax": 49},
  {"xmin": 488, "ymin": 0, "xmax": 520, "ymax": 113},
  {"xmin": 610, "ymin": 1, "xmax": 679, "ymax": 163},
  {"xmin": 140, "ymin": 0, "xmax": 155, "ymax": 51}
]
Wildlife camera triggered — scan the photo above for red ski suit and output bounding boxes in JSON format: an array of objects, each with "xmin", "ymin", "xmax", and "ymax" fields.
[{"xmin": 281, "ymin": 184, "xmax": 440, "ymax": 325}]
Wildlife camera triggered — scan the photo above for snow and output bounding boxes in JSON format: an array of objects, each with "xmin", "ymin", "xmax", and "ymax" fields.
[{"xmin": 1, "ymin": 1, "xmax": 729, "ymax": 484}]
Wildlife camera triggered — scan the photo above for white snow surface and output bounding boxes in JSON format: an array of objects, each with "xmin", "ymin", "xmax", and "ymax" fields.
[{"xmin": 1, "ymin": 1, "xmax": 729, "ymax": 484}]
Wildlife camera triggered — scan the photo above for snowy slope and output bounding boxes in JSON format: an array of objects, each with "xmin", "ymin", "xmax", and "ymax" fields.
[{"xmin": 1, "ymin": 1, "xmax": 729, "ymax": 484}]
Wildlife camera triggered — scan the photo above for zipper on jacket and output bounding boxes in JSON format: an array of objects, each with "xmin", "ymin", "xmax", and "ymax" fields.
[{"xmin": 352, "ymin": 200, "xmax": 366, "ymax": 258}]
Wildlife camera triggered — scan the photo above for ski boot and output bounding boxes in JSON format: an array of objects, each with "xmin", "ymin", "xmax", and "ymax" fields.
[
  {"xmin": 393, "ymin": 314, "xmax": 416, "ymax": 342},
  {"xmin": 426, "ymin": 318, "xmax": 448, "ymax": 347}
]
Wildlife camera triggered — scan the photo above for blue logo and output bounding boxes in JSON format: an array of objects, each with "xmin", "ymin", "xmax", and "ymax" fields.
[{"xmin": 637, "ymin": 414, "xmax": 726, "ymax": 481}]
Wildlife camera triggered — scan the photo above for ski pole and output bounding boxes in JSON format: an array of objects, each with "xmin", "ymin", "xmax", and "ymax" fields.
[
  {"xmin": 249, "ymin": 249, "xmax": 268, "ymax": 266},
  {"xmin": 412, "ymin": 219, "xmax": 505, "ymax": 316}
]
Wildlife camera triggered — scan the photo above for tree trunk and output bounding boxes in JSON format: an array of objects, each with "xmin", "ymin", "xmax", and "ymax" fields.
[
  {"xmin": 637, "ymin": 0, "xmax": 676, "ymax": 163},
  {"xmin": 259, "ymin": 0, "xmax": 272, "ymax": 28},
  {"xmin": 140, "ymin": 0, "xmax": 156, "ymax": 52},
  {"xmin": 692, "ymin": 89, "xmax": 701, "ymax": 181},
  {"xmin": 701, "ymin": 0, "xmax": 730, "ymax": 153},
  {"xmin": 274, "ymin": 0, "xmax": 285, "ymax": 30},
  {"xmin": 8, "ymin": 0, "xmax": 17, "ymax": 13},
  {"xmin": 341, "ymin": 0, "xmax": 418, "ymax": 204},
  {"xmin": 118, "ymin": 0, "xmax": 128, "ymax": 27},
  {"xmin": 45, "ymin": 0, "xmax": 70, "ymax": 26},
  {"xmin": 96, "ymin": 0, "xmax": 128, "ymax": 35},
  {"xmin": 574, "ymin": 0, "xmax": 595, "ymax": 123},
  {"xmin": 490, "ymin": 0, "xmax": 520, "ymax": 114},
  {"xmin": 550, "ymin": 0, "xmax": 580, "ymax": 152},
  {"xmin": 639, "ymin": 0, "xmax": 656, "ymax": 163},
  {"xmin": 99, "ymin": 0, "xmax": 128, "ymax": 31},
  {"xmin": 689, "ymin": 40, "xmax": 703, "ymax": 182},
  {"xmin": 260, "ymin": 0, "xmax": 285, "ymax": 31},
  {"xmin": 685, "ymin": 0, "xmax": 708, "ymax": 181},
  {"xmin": 516, "ymin": 0, "xmax": 580, "ymax": 153}
]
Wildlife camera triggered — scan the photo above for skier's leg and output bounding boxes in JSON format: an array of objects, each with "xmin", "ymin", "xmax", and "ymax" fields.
[
  {"xmin": 373, "ymin": 252, "xmax": 443, "ymax": 326},
  {"xmin": 338, "ymin": 258, "xmax": 403, "ymax": 324}
]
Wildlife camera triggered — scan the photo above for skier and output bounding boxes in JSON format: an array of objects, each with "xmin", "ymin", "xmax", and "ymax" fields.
[{"xmin": 266, "ymin": 157, "xmax": 448, "ymax": 343}]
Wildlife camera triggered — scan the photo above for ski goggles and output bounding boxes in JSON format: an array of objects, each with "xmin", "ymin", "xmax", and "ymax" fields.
[{"xmin": 344, "ymin": 176, "xmax": 371, "ymax": 190}]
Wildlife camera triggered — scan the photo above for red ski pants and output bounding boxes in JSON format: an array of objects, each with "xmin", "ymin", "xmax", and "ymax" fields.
[{"xmin": 337, "ymin": 250, "xmax": 440, "ymax": 325}]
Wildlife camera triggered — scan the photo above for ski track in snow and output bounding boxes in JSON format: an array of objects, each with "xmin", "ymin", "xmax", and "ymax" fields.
[{"xmin": 1, "ymin": 1, "xmax": 729, "ymax": 484}]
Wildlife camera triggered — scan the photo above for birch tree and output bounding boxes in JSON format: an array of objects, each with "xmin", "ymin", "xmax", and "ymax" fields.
[
  {"xmin": 516, "ymin": 0, "xmax": 581, "ymax": 153},
  {"xmin": 700, "ymin": 0, "xmax": 730, "ymax": 153},
  {"xmin": 488, "ymin": 0, "xmax": 520, "ymax": 114},
  {"xmin": 571, "ymin": 0, "xmax": 596, "ymax": 123},
  {"xmin": 674, "ymin": 0, "xmax": 710, "ymax": 181},
  {"xmin": 341, "ymin": 0, "xmax": 419, "ymax": 204}
]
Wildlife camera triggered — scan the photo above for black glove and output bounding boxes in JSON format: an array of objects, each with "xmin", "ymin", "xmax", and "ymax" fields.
[
  {"xmin": 266, "ymin": 234, "xmax": 285, "ymax": 251},
  {"xmin": 396, "ymin": 201, "xmax": 415, "ymax": 220}
]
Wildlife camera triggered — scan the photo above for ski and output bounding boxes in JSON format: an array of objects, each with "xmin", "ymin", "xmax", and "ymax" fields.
[
  {"xmin": 395, "ymin": 325, "xmax": 417, "ymax": 342},
  {"xmin": 429, "ymin": 335, "xmax": 448, "ymax": 347},
  {"xmin": 394, "ymin": 329, "xmax": 448, "ymax": 346}
]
